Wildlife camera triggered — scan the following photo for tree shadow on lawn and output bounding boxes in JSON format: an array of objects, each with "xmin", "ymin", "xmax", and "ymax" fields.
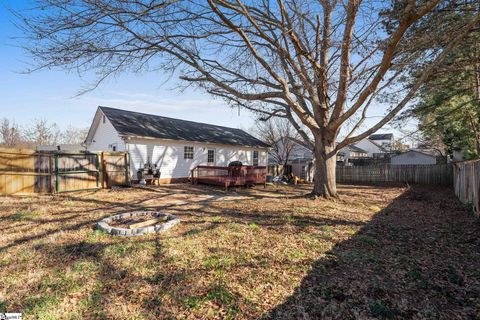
[{"xmin": 267, "ymin": 186, "xmax": 480, "ymax": 319}]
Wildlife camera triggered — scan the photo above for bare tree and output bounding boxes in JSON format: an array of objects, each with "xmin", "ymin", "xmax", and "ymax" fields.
[
  {"xmin": 18, "ymin": 0, "xmax": 480, "ymax": 197},
  {"xmin": 60, "ymin": 126, "xmax": 89, "ymax": 145},
  {"xmin": 0, "ymin": 118, "xmax": 23, "ymax": 147},
  {"xmin": 253, "ymin": 118, "xmax": 304, "ymax": 166},
  {"xmin": 23, "ymin": 119, "xmax": 61, "ymax": 146}
]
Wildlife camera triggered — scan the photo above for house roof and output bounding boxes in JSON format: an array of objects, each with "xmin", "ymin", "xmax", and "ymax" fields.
[
  {"xmin": 369, "ymin": 133, "xmax": 393, "ymax": 140},
  {"xmin": 366, "ymin": 138, "xmax": 388, "ymax": 152},
  {"xmin": 347, "ymin": 144, "xmax": 368, "ymax": 153},
  {"xmin": 338, "ymin": 144, "xmax": 368, "ymax": 154},
  {"xmin": 97, "ymin": 106, "xmax": 270, "ymax": 148},
  {"xmin": 391, "ymin": 149, "xmax": 438, "ymax": 159},
  {"xmin": 285, "ymin": 137, "xmax": 313, "ymax": 150}
]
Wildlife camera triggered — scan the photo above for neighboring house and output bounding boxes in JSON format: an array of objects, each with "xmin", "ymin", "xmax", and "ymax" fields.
[
  {"xmin": 353, "ymin": 138, "xmax": 388, "ymax": 158},
  {"xmin": 337, "ymin": 145, "xmax": 369, "ymax": 164},
  {"xmin": 390, "ymin": 149, "xmax": 438, "ymax": 165},
  {"xmin": 269, "ymin": 137, "xmax": 313, "ymax": 181},
  {"xmin": 271, "ymin": 137, "xmax": 313, "ymax": 164},
  {"xmin": 85, "ymin": 106, "xmax": 270, "ymax": 183},
  {"xmin": 369, "ymin": 133, "xmax": 394, "ymax": 151}
]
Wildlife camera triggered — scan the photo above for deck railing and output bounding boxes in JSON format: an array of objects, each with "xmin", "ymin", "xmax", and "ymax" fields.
[{"xmin": 191, "ymin": 165, "xmax": 267, "ymax": 188}]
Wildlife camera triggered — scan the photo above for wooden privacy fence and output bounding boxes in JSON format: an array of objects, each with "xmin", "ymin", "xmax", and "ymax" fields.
[
  {"xmin": 453, "ymin": 160, "xmax": 480, "ymax": 217},
  {"xmin": 101, "ymin": 152, "xmax": 130, "ymax": 189},
  {"xmin": 336, "ymin": 164, "xmax": 453, "ymax": 186},
  {"xmin": 0, "ymin": 147, "xmax": 130, "ymax": 195}
]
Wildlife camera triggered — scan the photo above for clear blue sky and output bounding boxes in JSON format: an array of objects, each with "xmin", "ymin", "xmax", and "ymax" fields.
[
  {"xmin": 0, "ymin": 1, "xmax": 415, "ymax": 144},
  {"xmin": 0, "ymin": 1, "xmax": 256, "ymax": 132}
]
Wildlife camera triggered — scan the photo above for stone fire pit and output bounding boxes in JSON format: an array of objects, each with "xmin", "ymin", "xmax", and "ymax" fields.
[{"xmin": 96, "ymin": 211, "xmax": 180, "ymax": 236}]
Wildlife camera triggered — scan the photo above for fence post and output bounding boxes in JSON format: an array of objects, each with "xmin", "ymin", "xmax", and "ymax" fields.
[
  {"xmin": 55, "ymin": 153, "xmax": 59, "ymax": 193},
  {"xmin": 49, "ymin": 154, "xmax": 55, "ymax": 194},
  {"xmin": 96, "ymin": 153, "xmax": 100, "ymax": 188},
  {"xmin": 100, "ymin": 152, "xmax": 106, "ymax": 189},
  {"xmin": 125, "ymin": 152, "xmax": 130, "ymax": 186}
]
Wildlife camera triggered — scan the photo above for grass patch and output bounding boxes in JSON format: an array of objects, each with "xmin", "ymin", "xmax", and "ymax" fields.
[
  {"xmin": 185, "ymin": 228, "xmax": 201, "ymax": 236},
  {"xmin": 369, "ymin": 205, "xmax": 382, "ymax": 213},
  {"xmin": 406, "ymin": 267, "xmax": 423, "ymax": 281},
  {"xmin": 0, "ymin": 184, "xmax": 476, "ymax": 319},
  {"xmin": 10, "ymin": 210, "xmax": 39, "ymax": 221},
  {"xmin": 85, "ymin": 229, "xmax": 109, "ymax": 243},
  {"xmin": 204, "ymin": 256, "xmax": 234, "ymax": 270},
  {"xmin": 356, "ymin": 234, "xmax": 379, "ymax": 246},
  {"xmin": 248, "ymin": 222, "xmax": 259, "ymax": 229},
  {"xmin": 369, "ymin": 300, "xmax": 400, "ymax": 319}
]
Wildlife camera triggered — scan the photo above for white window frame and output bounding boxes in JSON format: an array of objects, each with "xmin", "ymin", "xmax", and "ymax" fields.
[
  {"xmin": 207, "ymin": 149, "xmax": 215, "ymax": 164},
  {"xmin": 184, "ymin": 146, "xmax": 194, "ymax": 159}
]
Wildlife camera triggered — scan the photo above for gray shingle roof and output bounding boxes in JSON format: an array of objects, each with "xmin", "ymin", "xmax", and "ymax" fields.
[
  {"xmin": 99, "ymin": 106, "xmax": 270, "ymax": 148},
  {"xmin": 347, "ymin": 144, "xmax": 368, "ymax": 153},
  {"xmin": 369, "ymin": 133, "xmax": 393, "ymax": 140}
]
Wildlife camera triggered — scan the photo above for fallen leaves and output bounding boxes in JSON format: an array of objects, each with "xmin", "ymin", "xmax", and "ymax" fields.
[{"xmin": 0, "ymin": 184, "xmax": 477, "ymax": 319}]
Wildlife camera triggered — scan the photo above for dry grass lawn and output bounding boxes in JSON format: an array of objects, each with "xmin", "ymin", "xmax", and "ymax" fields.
[{"xmin": 0, "ymin": 183, "xmax": 479, "ymax": 319}]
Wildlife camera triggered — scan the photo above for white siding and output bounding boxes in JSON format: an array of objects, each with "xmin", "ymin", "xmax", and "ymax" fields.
[
  {"xmin": 127, "ymin": 138, "xmax": 268, "ymax": 179},
  {"xmin": 88, "ymin": 113, "xmax": 126, "ymax": 152},
  {"xmin": 391, "ymin": 151, "xmax": 436, "ymax": 165},
  {"xmin": 353, "ymin": 139, "xmax": 384, "ymax": 157},
  {"xmin": 287, "ymin": 143, "xmax": 312, "ymax": 161},
  {"xmin": 271, "ymin": 139, "xmax": 313, "ymax": 164}
]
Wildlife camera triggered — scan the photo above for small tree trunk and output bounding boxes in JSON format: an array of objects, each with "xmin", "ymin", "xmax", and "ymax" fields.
[
  {"xmin": 476, "ymin": 131, "xmax": 480, "ymax": 156},
  {"xmin": 311, "ymin": 143, "xmax": 337, "ymax": 198}
]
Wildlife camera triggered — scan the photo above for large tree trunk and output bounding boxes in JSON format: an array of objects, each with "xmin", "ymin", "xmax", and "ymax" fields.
[{"xmin": 311, "ymin": 142, "xmax": 337, "ymax": 198}]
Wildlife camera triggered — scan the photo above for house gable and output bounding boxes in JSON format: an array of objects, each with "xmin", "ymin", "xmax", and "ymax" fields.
[
  {"xmin": 85, "ymin": 108, "xmax": 125, "ymax": 151},
  {"xmin": 353, "ymin": 139, "xmax": 385, "ymax": 157}
]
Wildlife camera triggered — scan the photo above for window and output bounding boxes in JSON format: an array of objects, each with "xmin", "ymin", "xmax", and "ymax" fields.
[
  {"xmin": 184, "ymin": 146, "xmax": 194, "ymax": 159},
  {"xmin": 253, "ymin": 150, "xmax": 259, "ymax": 166},
  {"xmin": 207, "ymin": 149, "xmax": 215, "ymax": 163},
  {"xmin": 112, "ymin": 146, "xmax": 116, "ymax": 151}
]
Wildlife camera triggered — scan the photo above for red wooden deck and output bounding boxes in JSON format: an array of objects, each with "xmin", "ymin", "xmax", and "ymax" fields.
[{"xmin": 191, "ymin": 165, "xmax": 267, "ymax": 188}]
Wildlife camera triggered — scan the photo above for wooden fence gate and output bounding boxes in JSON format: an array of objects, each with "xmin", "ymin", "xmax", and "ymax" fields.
[
  {"xmin": 0, "ymin": 147, "xmax": 129, "ymax": 195},
  {"xmin": 55, "ymin": 153, "xmax": 100, "ymax": 192},
  {"xmin": 101, "ymin": 152, "xmax": 130, "ymax": 188}
]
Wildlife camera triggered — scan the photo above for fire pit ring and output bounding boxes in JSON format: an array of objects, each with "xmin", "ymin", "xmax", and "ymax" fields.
[{"xmin": 96, "ymin": 211, "xmax": 180, "ymax": 236}]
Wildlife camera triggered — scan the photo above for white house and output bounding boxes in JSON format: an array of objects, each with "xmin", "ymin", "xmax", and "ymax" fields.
[
  {"xmin": 368, "ymin": 133, "xmax": 394, "ymax": 151},
  {"xmin": 353, "ymin": 138, "xmax": 387, "ymax": 158},
  {"xmin": 337, "ymin": 144, "xmax": 369, "ymax": 163},
  {"xmin": 85, "ymin": 106, "xmax": 270, "ymax": 183},
  {"xmin": 390, "ymin": 150, "xmax": 437, "ymax": 165},
  {"xmin": 270, "ymin": 137, "xmax": 313, "ymax": 164}
]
